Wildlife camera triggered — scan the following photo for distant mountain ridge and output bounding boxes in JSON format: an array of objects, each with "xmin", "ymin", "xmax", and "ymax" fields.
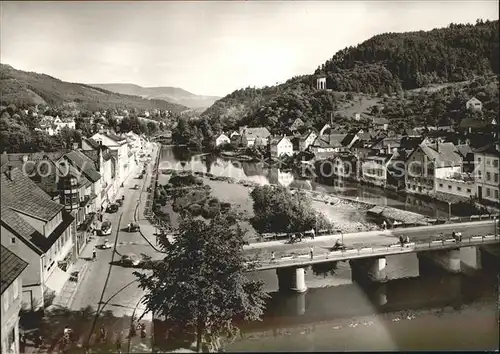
[
  {"xmin": 0, "ymin": 64, "xmax": 188, "ymax": 113},
  {"xmin": 89, "ymin": 83, "xmax": 220, "ymax": 109}
]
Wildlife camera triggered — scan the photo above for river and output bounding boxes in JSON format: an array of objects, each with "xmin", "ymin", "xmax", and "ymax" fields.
[{"xmin": 158, "ymin": 145, "xmax": 499, "ymax": 351}]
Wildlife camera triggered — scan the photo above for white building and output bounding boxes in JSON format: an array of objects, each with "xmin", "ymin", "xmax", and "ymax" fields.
[
  {"xmin": 435, "ymin": 174, "xmax": 476, "ymax": 201},
  {"xmin": 473, "ymin": 142, "xmax": 500, "ymax": 203},
  {"xmin": 466, "ymin": 97, "xmax": 483, "ymax": 112},
  {"xmin": 1, "ymin": 246, "xmax": 28, "ymax": 354},
  {"xmin": 215, "ymin": 133, "xmax": 230, "ymax": 147},
  {"xmin": 1, "ymin": 167, "xmax": 76, "ymax": 311},
  {"xmin": 90, "ymin": 132, "xmax": 132, "ymax": 187},
  {"xmin": 269, "ymin": 135, "xmax": 294, "ymax": 157},
  {"xmin": 240, "ymin": 127, "xmax": 271, "ymax": 147}
]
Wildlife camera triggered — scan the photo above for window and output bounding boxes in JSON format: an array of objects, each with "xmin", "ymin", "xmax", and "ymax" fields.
[
  {"xmin": 495, "ymin": 190, "xmax": 499, "ymax": 199},
  {"xmin": 494, "ymin": 159, "xmax": 499, "ymax": 168},
  {"xmin": 10, "ymin": 237, "xmax": 16, "ymax": 245},
  {"xmin": 487, "ymin": 160, "xmax": 491, "ymax": 165},
  {"xmin": 448, "ymin": 185, "xmax": 452, "ymax": 190},
  {"xmin": 467, "ymin": 189, "xmax": 472, "ymax": 193},
  {"xmin": 439, "ymin": 183, "xmax": 443, "ymax": 187},
  {"xmin": 486, "ymin": 172, "xmax": 491, "ymax": 181},
  {"xmin": 495, "ymin": 174, "xmax": 499, "ymax": 183},
  {"xmin": 478, "ymin": 158, "xmax": 482, "ymax": 163},
  {"xmin": 486, "ymin": 188, "xmax": 491, "ymax": 197},
  {"xmin": 457, "ymin": 187, "xmax": 462, "ymax": 191}
]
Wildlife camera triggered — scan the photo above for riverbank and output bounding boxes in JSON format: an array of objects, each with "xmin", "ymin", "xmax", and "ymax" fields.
[
  {"xmin": 227, "ymin": 298, "xmax": 499, "ymax": 351},
  {"xmin": 158, "ymin": 169, "xmax": 381, "ymax": 234}
]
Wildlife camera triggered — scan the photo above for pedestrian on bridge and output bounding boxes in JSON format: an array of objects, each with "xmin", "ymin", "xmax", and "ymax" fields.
[
  {"xmin": 92, "ymin": 247, "xmax": 96, "ymax": 261},
  {"xmin": 270, "ymin": 251, "xmax": 275, "ymax": 263},
  {"xmin": 310, "ymin": 247, "xmax": 314, "ymax": 260}
]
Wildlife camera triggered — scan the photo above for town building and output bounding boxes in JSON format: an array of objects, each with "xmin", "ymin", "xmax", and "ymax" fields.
[
  {"xmin": 405, "ymin": 142, "xmax": 463, "ymax": 197},
  {"xmin": 1, "ymin": 167, "xmax": 76, "ymax": 310},
  {"xmin": 309, "ymin": 134, "xmax": 347, "ymax": 155},
  {"xmin": 371, "ymin": 117, "xmax": 389, "ymax": 131},
  {"xmin": 269, "ymin": 135, "xmax": 294, "ymax": 158},
  {"xmin": 1, "ymin": 245, "xmax": 28, "ymax": 354},
  {"xmin": 473, "ymin": 142, "xmax": 500, "ymax": 204},
  {"xmin": 214, "ymin": 133, "xmax": 230, "ymax": 147},
  {"xmin": 289, "ymin": 118, "xmax": 305, "ymax": 132},
  {"xmin": 435, "ymin": 173, "xmax": 476, "ymax": 202},
  {"xmin": 240, "ymin": 127, "xmax": 271, "ymax": 147},
  {"xmin": 90, "ymin": 132, "xmax": 132, "ymax": 187},
  {"xmin": 360, "ymin": 153, "xmax": 395, "ymax": 188},
  {"xmin": 466, "ymin": 97, "xmax": 483, "ymax": 112},
  {"xmin": 297, "ymin": 130, "xmax": 317, "ymax": 151},
  {"xmin": 81, "ymin": 139, "xmax": 118, "ymax": 211}
]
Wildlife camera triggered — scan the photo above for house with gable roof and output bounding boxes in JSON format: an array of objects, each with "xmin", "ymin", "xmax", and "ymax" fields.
[
  {"xmin": 90, "ymin": 132, "xmax": 133, "ymax": 187},
  {"xmin": 1, "ymin": 167, "xmax": 76, "ymax": 310},
  {"xmin": 240, "ymin": 127, "xmax": 271, "ymax": 147},
  {"xmin": 405, "ymin": 141, "xmax": 463, "ymax": 197},
  {"xmin": 269, "ymin": 135, "xmax": 293, "ymax": 158},
  {"xmin": 81, "ymin": 138, "xmax": 118, "ymax": 210},
  {"xmin": 1, "ymin": 245, "xmax": 29, "ymax": 354}
]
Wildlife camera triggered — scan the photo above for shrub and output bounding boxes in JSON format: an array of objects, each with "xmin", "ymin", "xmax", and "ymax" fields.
[
  {"xmin": 221, "ymin": 202, "xmax": 231, "ymax": 211},
  {"xmin": 208, "ymin": 197, "xmax": 220, "ymax": 207},
  {"xmin": 188, "ymin": 204, "xmax": 202, "ymax": 216}
]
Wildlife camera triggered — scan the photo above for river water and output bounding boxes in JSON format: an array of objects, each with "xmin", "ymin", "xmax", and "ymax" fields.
[{"xmin": 158, "ymin": 146, "xmax": 499, "ymax": 351}]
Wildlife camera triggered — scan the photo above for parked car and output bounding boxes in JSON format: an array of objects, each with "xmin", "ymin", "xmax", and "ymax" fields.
[
  {"xmin": 138, "ymin": 175, "xmax": 144, "ymax": 179},
  {"xmin": 101, "ymin": 221, "xmax": 112, "ymax": 235},
  {"xmin": 106, "ymin": 204, "xmax": 119, "ymax": 213},
  {"xmin": 134, "ymin": 184, "xmax": 140, "ymax": 190},
  {"xmin": 102, "ymin": 239, "xmax": 112, "ymax": 249},
  {"xmin": 128, "ymin": 223, "xmax": 140, "ymax": 232},
  {"xmin": 121, "ymin": 253, "xmax": 140, "ymax": 267},
  {"xmin": 115, "ymin": 199, "xmax": 123, "ymax": 207}
]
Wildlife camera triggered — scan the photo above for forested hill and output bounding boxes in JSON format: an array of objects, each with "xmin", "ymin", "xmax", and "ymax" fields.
[
  {"xmin": 0, "ymin": 64, "xmax": 188, "ymax": 113},
  {"xmin": 316, "ymin": 19, "xmax": 499, "ymax": 93},
  {"xmin": 202, "ymin": 20, "xmax": 499, "ymax": 131}
]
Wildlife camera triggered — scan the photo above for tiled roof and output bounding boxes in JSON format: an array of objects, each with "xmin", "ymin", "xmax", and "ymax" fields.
[
  {"xmin": 1, "ymin": 245, "xmax": 28, "ymax": 294},
  {"xmin": 472, "ymin": 142, "xmax": 500, "ymax": 157},
  {"xmin": 341, "ymin": 134, "xmax": 357, "ymax": 147},
  {"xmin": 419, "ymin": 142, "xmax": 463, "ymax": 167},
  {"xmin": 242, "ymin": 127, "xmax": 271, "ymax": 140},
  {"xmin": 269, "ymin": 136, "xmax": 291, "ymax": 146},
  {"xmin": 81, "ymin": 149, "xmax": 99, "ymax": 163},
  {"xmin": 1, "ymin": 167, "xmax": 64, "ymax": 221},
  {"xmin": 63, "ymin": 150, "xmax": 101, "ymax": 182},
  {"xmin": 455, "ymin": 144, "xmax": 473, "ymax": 158},
  {"xmin": 1, "ymin": 151, "xmax": 69, "ymax": 171},
  {"xmin": 1, "ymin": 204, "xmax": 74, "ymax": 255},
  {"xmin": 104, "ymin": 132, "xmax": 126, "ymax": 143},
  {"xmin": 459, "ymin": 118, "xmax": 490, "ymax": 129},
  {"xmin": 312, "ymin": 134, "xmax": 347, "ymax": 148}
]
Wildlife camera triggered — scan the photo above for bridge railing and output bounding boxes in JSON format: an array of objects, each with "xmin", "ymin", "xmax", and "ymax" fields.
[
  {"xmin": 250, "ymin": 234, "xmax": 500, "ymax": 268},
  {"xmin": 249, "ymin": 215, "xmax": 499, "ymax": 244}
]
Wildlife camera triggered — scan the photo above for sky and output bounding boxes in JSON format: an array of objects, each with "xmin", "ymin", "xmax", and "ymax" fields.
[{"xmin": 1, "ymin": 1, "xmax": 498, "ymax": 97}]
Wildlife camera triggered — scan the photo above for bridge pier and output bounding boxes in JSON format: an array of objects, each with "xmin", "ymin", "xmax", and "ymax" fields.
[
  {"xmin": 417, "ymin": 248, "xmax": 461, "ymax": 276},
  {"xmin": 350, "ymin": 257, "xmax": 387, "ymax": 286},
  {"xmin": 276, "ymin": 267, "xmax": 307, "ymax": 293}
]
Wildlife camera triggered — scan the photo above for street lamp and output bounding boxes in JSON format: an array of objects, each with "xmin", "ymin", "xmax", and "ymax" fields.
[
  {"xmin": 448, "ymin": 201, "xmax": 452, "ymax": 221},
  {"xmin": 494, "ymin": 216, "xmax": 497, "ymax": 238}
]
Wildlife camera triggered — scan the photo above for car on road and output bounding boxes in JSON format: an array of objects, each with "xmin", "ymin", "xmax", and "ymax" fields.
[
  {"xmin": 121, "ymin": 253, "xmax": 140, "ymax": 267},
  {"xmin": 106, "ymin": 204, "xmax": 119, "ymax": 213},
  {"xmin": 101, "ymin": 239, "xmax": 112, "ymax": 249},
  {"xmin": 127, "ymin": 223, "xmax": 140, "ymax": 232},
  {"xmin": 101, "ymin": 221, "xmax": 112, "ymax": 236},
  {"xmin": 138, "ymin": 174, "xmax": 144, "ymax": 179},
  {"xmin": 115, "ymin": 199, "xmax": 123, "ymax": 207}
]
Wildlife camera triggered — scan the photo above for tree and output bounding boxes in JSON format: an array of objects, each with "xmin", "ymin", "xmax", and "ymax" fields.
[
  {"xmin": 147, "ymin": 121, "xmax": 158, "ymax": 135},
  {"xmin": 250, "ymin": 185, "xmax": 331, "ymax": 234},
  {"xmin": 134, "ymin": 214, "xmax": 267, "ymax": 352}
]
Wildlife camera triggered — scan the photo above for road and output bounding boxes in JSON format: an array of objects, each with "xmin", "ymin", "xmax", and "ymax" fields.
[
  {"xmin": 70, "ymin": 142, "xmax": 158, "ymax": 321},
  {"xmin": 243, "ymin": 220, "xmax": 497, "ymax": 260}
]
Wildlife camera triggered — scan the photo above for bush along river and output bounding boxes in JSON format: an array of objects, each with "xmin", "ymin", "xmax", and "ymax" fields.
[{"xmin": 158, "ymin": 145, "xmax": 499, "ymax": 351}]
